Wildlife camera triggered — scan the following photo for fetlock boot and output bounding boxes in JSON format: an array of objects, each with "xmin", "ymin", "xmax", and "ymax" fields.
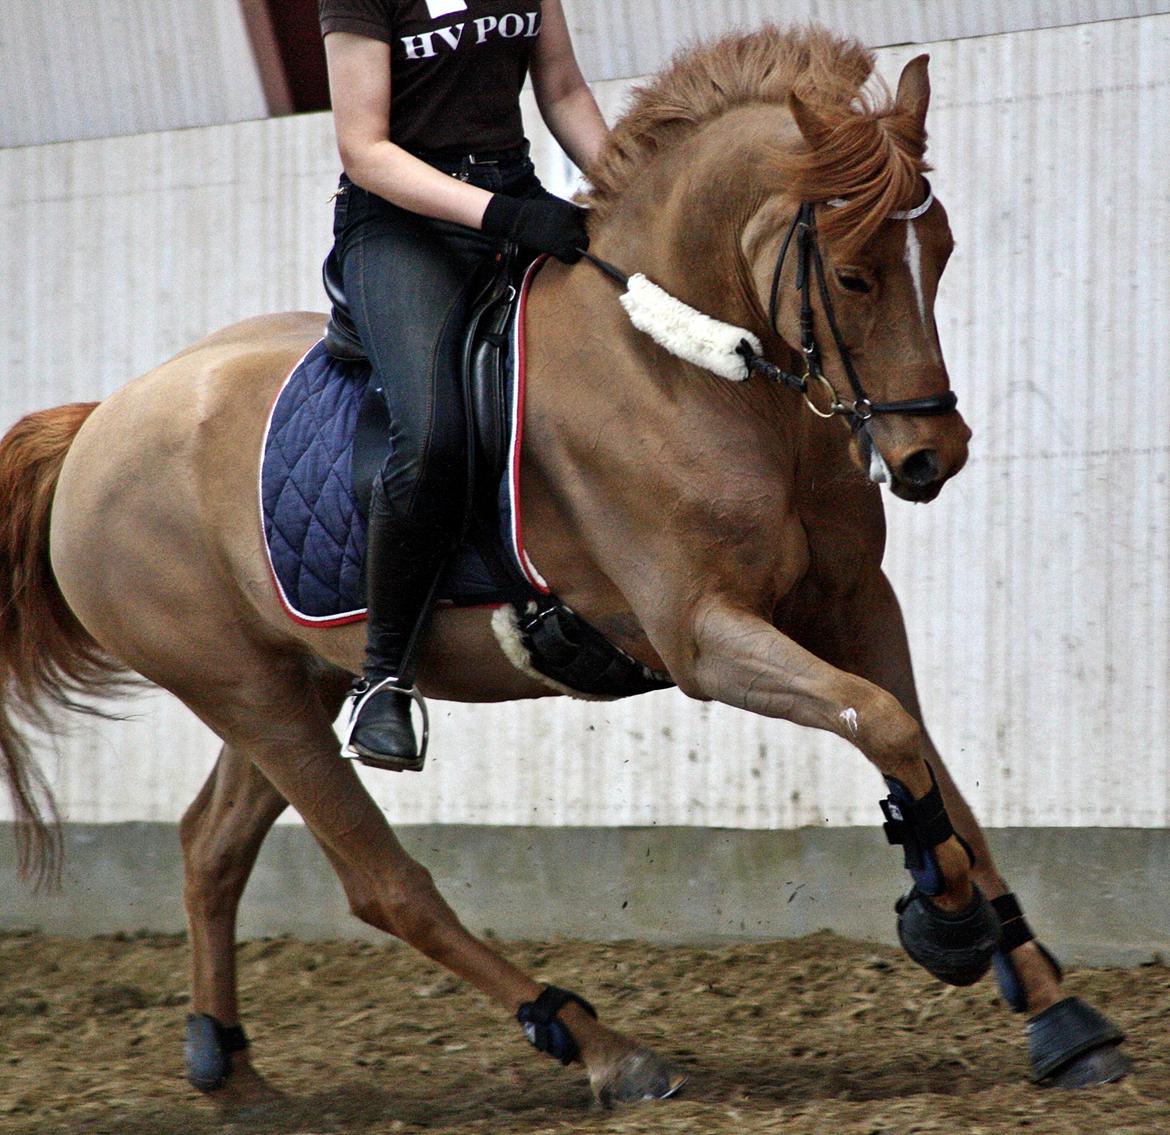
[{"xmin": 345, "ymin": 490, "xmax": 453, "ymax": 771}]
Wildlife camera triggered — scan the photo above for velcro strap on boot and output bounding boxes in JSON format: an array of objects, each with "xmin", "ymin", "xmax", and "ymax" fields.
[
  {"xmin": 990, "ymin": 891, "xmax": 1065, "ymax": 1012},
  {"xmin": 516, "ymin": 985, "xmax": 598, "ymax": 1066},
  {"xmin": 880, "ymin": 767, "xmax": 959, "ymax": 896},
  {"xmin": 991, "ymin": 891, "xmax": 1038, "ymax": 953}
]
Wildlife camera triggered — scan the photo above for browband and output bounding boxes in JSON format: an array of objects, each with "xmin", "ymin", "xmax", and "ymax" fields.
[{"xmin": 826, "ymin": 178, "xmax": 934, "ymax": 221}]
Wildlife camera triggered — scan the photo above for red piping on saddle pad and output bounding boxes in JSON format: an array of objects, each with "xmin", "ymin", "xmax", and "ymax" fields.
[{"xmin": 507, "ymin": 255, "xmax": 553, "ymax": 596}]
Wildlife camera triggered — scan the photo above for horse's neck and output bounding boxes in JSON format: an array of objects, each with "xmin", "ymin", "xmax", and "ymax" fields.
[
  {"xmin": 518, "ymin": 243, "xmax": 802, "ymax": 646},
  {"xmin": 516, "ymin": 108, "xmax": 883, "ymax": 642}
]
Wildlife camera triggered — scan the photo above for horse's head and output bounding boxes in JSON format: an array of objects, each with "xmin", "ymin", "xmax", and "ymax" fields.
[
  {"xmin": 746, "ymin": 54, "xmax": 970, "ymax": 502},
  {"xmin": 586, "ymin": 31, "xmax": 969, "ymax": 501}
]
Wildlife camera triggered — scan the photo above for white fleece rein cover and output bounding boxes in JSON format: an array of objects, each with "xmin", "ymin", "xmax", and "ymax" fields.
[{"xmin": 620, "ymin": 274, "xmax": 762, "ymax": 382}]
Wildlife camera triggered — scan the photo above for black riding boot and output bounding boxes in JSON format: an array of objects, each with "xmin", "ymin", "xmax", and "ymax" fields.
[{"xmin": 346, "ymin": 487, "xmax": 453, "ymax": 771}]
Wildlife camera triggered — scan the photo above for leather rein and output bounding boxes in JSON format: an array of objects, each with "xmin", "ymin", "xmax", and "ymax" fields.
[{"xmin": 581, "ymin": 183, "xmax": 958, "ymax": 431}]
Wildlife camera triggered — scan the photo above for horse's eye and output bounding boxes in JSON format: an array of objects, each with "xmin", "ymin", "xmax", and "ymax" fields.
[{"xmin": 835, "ymin": 270, "xmax": 872, "ymax": 295}]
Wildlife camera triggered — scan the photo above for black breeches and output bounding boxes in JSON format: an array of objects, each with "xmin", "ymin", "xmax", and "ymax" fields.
[{"xmin": 329, "ymin": 151, "xmax": 546, "ymax": 532}]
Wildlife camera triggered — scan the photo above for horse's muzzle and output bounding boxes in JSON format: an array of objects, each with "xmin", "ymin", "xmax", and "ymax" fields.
[
  {"xmin": 890, "ymin": 448, "xmax": 946, "ymax": 502},
  {"xmin": 863, "ymin": 413, "xmax": 970, "ymax": 502}
]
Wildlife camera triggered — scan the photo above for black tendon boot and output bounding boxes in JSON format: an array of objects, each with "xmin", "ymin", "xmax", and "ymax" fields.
[{"xmin": 345, "ymin": 488, "xmax": 453, "ymax": 772}]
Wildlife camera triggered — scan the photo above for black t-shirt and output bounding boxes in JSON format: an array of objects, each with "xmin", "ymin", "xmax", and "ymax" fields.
[{"xmin": 319, "ymin": 0, "xmax": 541, "ymax": 155}]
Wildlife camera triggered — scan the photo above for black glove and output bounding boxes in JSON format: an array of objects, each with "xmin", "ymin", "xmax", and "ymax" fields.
[{"xmin": 481, "ymin": 194, "xmax": 589, "ymax": 263}]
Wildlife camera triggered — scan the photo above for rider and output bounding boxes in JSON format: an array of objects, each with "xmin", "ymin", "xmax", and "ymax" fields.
[{"xmin": 320, "ymin": 1, "xmax": 609, "ymax": 769}]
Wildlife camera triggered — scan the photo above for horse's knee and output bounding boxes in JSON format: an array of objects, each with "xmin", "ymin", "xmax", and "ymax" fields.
[{"xmin": 847, "ymin": 686, "xmax": 922, "ymax": 774}]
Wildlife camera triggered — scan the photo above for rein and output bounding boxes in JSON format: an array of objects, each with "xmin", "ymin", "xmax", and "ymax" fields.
[{"xmin": 579, "ymin": 183, "xmax": 958, "ymax": 430}]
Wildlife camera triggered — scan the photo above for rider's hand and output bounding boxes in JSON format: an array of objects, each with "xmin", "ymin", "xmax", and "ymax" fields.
[{"xmin": 481, "ymin": 194, "xmax": 589, "ymax": 263}]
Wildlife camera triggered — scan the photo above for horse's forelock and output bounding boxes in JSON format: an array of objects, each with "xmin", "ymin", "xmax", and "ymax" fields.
[{"xmin": 790, "ymin": 105, "xmax": 931, "ymax": 254}]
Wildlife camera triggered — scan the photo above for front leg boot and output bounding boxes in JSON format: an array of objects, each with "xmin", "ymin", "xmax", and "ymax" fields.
[{"xmin": 881, "ymin": 766, "xmax": 999, "ymax": 984}]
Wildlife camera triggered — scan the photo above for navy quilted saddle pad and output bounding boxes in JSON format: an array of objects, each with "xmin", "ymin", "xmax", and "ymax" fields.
[{"xmin": 260, "ymin": 339, "xmax": 531, "ymax": 625}]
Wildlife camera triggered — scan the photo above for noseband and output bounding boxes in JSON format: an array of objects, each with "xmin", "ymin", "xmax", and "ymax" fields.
[{"xmin": 739, "ymin": 185, "xmax": 958, "ymax": 428}]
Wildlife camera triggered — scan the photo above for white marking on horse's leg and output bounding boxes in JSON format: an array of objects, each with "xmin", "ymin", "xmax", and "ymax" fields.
[{"xmin": 839, "ymin": 707, "xmax": 860, "ymax": 738}]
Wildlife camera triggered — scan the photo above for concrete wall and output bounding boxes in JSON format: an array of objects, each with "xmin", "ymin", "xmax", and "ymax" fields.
[{"xmin": 5, "ymin": 823, "xmax": 1167, "ymax": 965}]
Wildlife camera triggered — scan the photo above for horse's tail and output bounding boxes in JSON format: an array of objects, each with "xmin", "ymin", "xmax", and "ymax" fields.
[{"xmin": 0, "ymin": 403, "xmax": 136, "ymax": 885}]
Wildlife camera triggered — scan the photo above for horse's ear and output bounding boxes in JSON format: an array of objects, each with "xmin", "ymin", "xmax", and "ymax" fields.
[
  {"xmin": 787, "ymin": 90, "xmax": 832, "ymax": 150},
  {"xmin": 895, "ymin": 54, "xmax": 931, "ymax": 134}
]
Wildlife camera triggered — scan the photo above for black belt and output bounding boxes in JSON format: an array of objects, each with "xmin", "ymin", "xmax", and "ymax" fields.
[{"xmin": 408, "ymin": 142, "xmax": 530, "ymax": 170}]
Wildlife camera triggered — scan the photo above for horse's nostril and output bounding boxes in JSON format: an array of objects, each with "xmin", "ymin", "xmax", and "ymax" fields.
[{"xmin": 900, "ymin": 449, "xmax": 941, "ymax": 486}]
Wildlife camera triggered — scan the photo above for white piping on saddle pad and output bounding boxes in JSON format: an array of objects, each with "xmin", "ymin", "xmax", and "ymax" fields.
[{"xmin": 619, "ymin": 274, "xmax": 761, "ymax": 382}]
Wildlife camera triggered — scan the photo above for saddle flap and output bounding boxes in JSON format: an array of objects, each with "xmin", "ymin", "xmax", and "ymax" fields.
[{"xmin": 463, "ymin": 247, "xmax": 527, "ymax": 496}]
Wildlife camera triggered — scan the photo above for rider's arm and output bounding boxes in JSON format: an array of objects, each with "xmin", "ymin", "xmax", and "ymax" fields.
[
  {"xmin": 529, "ymin": 0, "xmax": 609, "ymax": 173},
  {"xmin": 324, "ymin": 31, "xmax": 493, "ymax": 228}
]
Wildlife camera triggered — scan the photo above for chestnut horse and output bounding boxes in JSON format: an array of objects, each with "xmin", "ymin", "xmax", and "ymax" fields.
[{"xmin": 0, "ymin": 27, "xmax": 1127, "ymax": 1106}]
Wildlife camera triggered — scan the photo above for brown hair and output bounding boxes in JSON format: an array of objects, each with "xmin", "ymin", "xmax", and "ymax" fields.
[{"xmin": 585, "ymin": 25, "xmax": 930, "ymax": 253}]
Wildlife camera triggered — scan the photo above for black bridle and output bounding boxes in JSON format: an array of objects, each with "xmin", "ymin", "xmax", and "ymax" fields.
[
  {"xmin": 577, "ymin": 189, "xmax": 957, "ymax": 431},
  {"xmin": 738, "ymin": 198, "xmax": 958, "ymax": 428}
]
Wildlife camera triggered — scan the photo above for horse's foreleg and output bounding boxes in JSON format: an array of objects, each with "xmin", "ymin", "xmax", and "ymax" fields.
[
  {"xmin": 192, "ymin": 678, "xmax": 684, "ymax": 1105},
  {"xmin": 179, "ymin": 742, "xmax": 288, "ymax": 1100},
  {"xmin": 817, "ymin": 570, "xmax": 1129, "ymax": 1085},
  {"xmin": 681, "ymin": 600, "xmax": 999, "ymax": 983}
]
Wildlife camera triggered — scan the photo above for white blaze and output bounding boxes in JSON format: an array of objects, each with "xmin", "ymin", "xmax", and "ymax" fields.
[{"xmin": 904, "ymin": 221, "xmax": 927, "ymax": 325}]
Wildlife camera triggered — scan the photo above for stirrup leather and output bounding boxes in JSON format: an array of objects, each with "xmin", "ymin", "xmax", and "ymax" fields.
[{"xmin": 342, "ymin": 676, "xmax": 431, "ymax": 772}]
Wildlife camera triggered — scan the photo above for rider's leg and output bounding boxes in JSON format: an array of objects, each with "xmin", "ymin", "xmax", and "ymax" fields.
[{"xmin": 333, "ymin": 194, "xmax": 491, "ymax": 767}]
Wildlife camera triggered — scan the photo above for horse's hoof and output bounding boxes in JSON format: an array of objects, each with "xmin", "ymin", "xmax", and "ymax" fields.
[
  {"xmin": 895, "ymin": 884, "xmax": 1000, "ymax": 986},
  {"xmin": 591, "ymin": 1048, "xmax": 689, "ymax": 1108},
  {"xmin": 1027, "ymin": 996, "xmax": 1129, "ymax": 1087}
]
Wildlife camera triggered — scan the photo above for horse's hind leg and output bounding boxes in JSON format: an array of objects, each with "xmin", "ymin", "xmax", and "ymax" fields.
[
  {"xmin": 181, "ymin": 657, "xmax": 685, "ymax": 1106},
  {"xmin": 179, "ymin": 740, "xmax": 288, "ymax": 1099}
]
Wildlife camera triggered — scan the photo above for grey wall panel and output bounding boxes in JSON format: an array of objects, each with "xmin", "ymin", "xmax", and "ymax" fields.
[
  {"xmin": 563, "ymin": 0, "xmax": 1170, "ymax": 81},
  {"xmin": 1, "ymin": 16, "xmax": 1169, "ymax": 831},
  {"xmin": 877, "ymin": 16, "xmax": 1170, "ymax": 828},
  {"xmin": 0, "ymin": 0, "xmax": 268, "ymax": 148}
]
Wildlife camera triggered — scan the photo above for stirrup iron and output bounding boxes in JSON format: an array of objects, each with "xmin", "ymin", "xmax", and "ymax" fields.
[{"xmin": 342, "ymin": 676, "xmax": 430, "ymax": 772}]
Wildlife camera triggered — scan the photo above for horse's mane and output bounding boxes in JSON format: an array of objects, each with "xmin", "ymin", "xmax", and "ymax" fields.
[{"xmin": 585, "ymin": 25, "xmax": 930, "ymax": 253}]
